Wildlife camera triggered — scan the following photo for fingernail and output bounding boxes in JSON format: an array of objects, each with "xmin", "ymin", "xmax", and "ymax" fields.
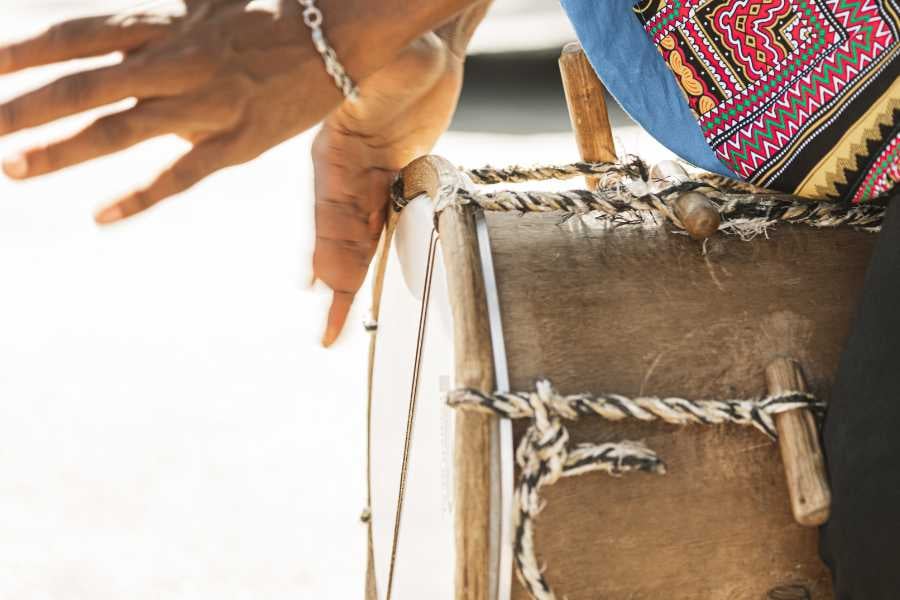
[
  {"xmin": 94, "ymin": 204, "xmax": 125, "ymax": 225},
  {"xmin": 307, "ymin": 273, "xmax": 318, "ymax": 289},
  {"xmin": 2, "ymin": 154, "xmax": 27, "ymax": 178}
]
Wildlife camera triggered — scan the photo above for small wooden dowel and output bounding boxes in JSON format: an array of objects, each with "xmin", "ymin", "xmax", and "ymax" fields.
[
  {"xmin": 765, "ymin": 358, "xmax": 831, "ymax": 527},
  {"xmin": 559, "ymin": 42, "xmax": 616, "ymax": 191}
]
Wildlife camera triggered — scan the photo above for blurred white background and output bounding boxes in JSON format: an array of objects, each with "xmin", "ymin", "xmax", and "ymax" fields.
[{"xmin": 0, "ymin": 2, "xmax": 668, "ymax": 598}]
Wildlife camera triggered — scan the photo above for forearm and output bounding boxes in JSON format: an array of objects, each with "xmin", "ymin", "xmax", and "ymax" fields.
[{"xmin": 323, "ymin": 0, "xmax": 486, "ymax": 80}]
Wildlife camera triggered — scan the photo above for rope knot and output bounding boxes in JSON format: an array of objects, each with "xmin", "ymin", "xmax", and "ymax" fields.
[
  {"xmin": 516, "ymin": 380, "xmax": 570, "ymax": 486},
  {"xmin": 444, "ymin": 379, "xmax": 823, "ymax": 600}
]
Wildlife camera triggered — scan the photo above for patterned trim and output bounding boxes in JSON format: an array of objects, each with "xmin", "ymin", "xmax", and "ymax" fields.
[
  {"xmin": 636, "ymin": 0, "xmax": 900, "ymax": 202},
  {"xmin": 854, "ymin": 129, "xmax": 900, "ymax": 201}
]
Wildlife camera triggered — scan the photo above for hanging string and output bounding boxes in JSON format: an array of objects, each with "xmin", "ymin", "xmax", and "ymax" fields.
[{"xmin": 385, "ymin": 229, "xmax": 439, "ymax": 600}]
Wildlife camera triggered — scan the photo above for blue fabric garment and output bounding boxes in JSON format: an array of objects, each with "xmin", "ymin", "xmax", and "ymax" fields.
[{"xmin": 559, "ymin": 0, "xmax": 734, "ymax": 177}]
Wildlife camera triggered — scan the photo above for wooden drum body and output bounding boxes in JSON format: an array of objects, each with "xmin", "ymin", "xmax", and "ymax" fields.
[
  {"xmin": 366, "ymin": 156, "xmax": 877, "ymax": 600},
  {"xmin": 490, "ymin": 211, "xmax": 871, "ymax": 600}
]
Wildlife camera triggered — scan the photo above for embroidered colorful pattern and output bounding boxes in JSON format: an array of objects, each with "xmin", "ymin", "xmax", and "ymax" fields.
[
  {"xmin": 634, "ymin": 0, "xmax": 900, "ymax": 202},
  {"xmin": 855, "ymin": 130, "xmax": 900, "ymax": 201}
]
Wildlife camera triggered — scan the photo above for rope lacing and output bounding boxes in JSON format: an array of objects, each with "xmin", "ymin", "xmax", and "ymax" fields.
[
  {"xmin": 448, "ymin": 379, "xmax": 822, "ymax": 600},
  {"xmin": 391, "ymin": 158, "xmax": 886, "ymax": 238}
]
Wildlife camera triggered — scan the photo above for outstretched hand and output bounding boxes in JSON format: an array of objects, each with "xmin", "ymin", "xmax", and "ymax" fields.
[
  {"xmin": 0, "ymin": 0, "xmax": 490, "ymax": 347},
  {"xmin": 0, "ymin": 0, "xmax": 345, "ymax": 222}
]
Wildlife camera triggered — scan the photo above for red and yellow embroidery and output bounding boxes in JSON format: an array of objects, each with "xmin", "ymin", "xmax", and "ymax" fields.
[{"xmin": 635, "ymin": 0, "xmax": 900, "ymax": 202}]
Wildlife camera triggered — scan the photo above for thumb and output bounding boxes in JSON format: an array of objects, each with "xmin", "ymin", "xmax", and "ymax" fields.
[{"xmin": 322, "ymin": 290, "xmax": 355, "ymax": 347}]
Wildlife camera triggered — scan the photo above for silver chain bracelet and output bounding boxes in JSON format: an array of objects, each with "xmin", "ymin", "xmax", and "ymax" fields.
[{"xmin": 297, "ymin": 0, "xmax": 359, "ymax": 101}]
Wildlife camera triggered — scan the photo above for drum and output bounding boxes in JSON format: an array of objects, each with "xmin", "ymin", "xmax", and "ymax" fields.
[{"xmin": 364, "ymin": 154, "xmax": 878, "ymax": 600}]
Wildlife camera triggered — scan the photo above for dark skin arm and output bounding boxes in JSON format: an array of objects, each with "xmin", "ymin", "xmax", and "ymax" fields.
[
  {"xmin": 0, "ymin": 0, "xmax": 490, "ymax": 344},
  {"xmin": 0, "ymin": 0, "xmax": 484, "ymax": 216}
]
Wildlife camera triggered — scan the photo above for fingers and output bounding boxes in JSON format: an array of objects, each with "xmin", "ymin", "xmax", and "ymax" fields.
[
  {"xmin": 312, "ymin": 204, "xmax": 385, "ymax": 347},
  {"xmin": 313, "ymin": 236, "xmax": 378, "ymax": 291},
  {"xmin": 312, "ymin": 198, "xmax": 384, "ymax": 288},
  {"xmin": 323, "ymin": 291, "xmax": 354, "ymax": 347},
  {"xmin": 315, "ymin": 195, "xmax": 384, "ymax": 242},
  {"xmin": 0, "ymin": 55, "xmax": 203, "ymax": 137},
  {"xmin": 95, "ymin": 133, "xmax": 238, "ymax": 224},
  {"xmin": 4, "ymin": 100, "xmax": 169, "ymax": 178},
  {"xmin": 0, "ymin": 63, "xmax": 133, "ymax": 136},
  {"xmin": 311, "ymin": 131, "xmax": 395, "ymax": 346},
  {"xmin": 0, "ymin": 14, "xmax": 171, "ymax": 75},
  {"xmin": 5, "ymin": 83, "xmax": 247, "ymax": 179},
  {"xmin": 313, "ymin": 226, "xmax": 382, "ymax": 347}
]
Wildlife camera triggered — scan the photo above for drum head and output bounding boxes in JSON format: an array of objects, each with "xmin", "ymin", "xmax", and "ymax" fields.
[{"xmin": 369, "ymin": 200, "xmax": 456, "ymax": 600}]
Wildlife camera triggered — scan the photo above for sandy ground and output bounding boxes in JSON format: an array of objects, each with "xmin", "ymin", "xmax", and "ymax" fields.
[{"xmin": 0, "ymin": 3, "xmax": 673, "ymax": 599}]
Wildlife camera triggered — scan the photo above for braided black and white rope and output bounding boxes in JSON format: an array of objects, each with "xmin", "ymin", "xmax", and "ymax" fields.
[
  {"xmin": 393, "ymin": 159, "xmax": 888, "ymax": 237},
  {"xmin": 464, "ymin": 158, "xmax": 649, "ymax": 185},
  {"xmin": 448, "ymin": 382, "xmax": 821, "ymax": 439},
  {"xmin": 447, "ymin": 379, "xmax": 822, "ymax": 600},
  {"xmin": 464, "ymin": 158, "xmax": 770, "ymax": 195},
  {"xmin": 453, "ymin": 186, "xmax": 885, "ymax": 233}
]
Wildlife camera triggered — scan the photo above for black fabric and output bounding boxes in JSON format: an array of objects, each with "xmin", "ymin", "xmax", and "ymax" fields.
[{"xmin": 820, "ymin": 195, "xmax": 900, "ymax": 598}]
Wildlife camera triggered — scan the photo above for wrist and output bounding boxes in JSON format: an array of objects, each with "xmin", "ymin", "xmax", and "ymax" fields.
[{"xmin": 319, "ymin": 0, "xmax": 486, "ymax": 81}]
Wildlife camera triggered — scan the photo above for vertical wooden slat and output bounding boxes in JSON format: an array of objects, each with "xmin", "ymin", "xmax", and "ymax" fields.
[
  {"xmin": 440, "ymin": 207, "xmax": 498, "ymax": 600},
  {"xmin": 559, "ymin": 42, "xmax": 617, "ymax": 190},
  {"xmin": 400, "ymin": 156, "xmax": 500, "ymax": 600}
]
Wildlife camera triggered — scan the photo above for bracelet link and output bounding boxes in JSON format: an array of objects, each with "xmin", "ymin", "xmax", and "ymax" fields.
[
  {"xmin": 311, "ymin": 28, "xmax": 327, "ymax": 53},
  {"xmin": 297, "ymin": 0, "xmax": 359, "ymax": 101},
  {"xmin": 302, "ymin": 6, "xmax": 322, "ymax": 29}
]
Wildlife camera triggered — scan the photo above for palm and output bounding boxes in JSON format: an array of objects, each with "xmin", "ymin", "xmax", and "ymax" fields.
[{"xmin": 311, "ymin": 33, "xmax": 464, "ymax": 346}]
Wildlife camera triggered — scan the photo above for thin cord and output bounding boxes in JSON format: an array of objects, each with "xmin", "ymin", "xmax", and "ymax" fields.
[{"xmin": 385, "ymin": 229, "xmax": 439, "ymax": 599}]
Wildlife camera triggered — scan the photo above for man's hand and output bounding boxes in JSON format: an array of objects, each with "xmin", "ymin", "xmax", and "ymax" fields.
[
  {"xmin": 0, "ymin": 1, "xmax": 351, "ymax": 222},
  {"xmin": 311, "ymin": 3, "xmax": 491, "ymax": 346},
  {"xmin": 311, "ymin": 35, "xmax": 463, "ymax": 346},
  {"xmin": 0, "ymin": 0, "xmax": 490, "ymax": 346}
]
